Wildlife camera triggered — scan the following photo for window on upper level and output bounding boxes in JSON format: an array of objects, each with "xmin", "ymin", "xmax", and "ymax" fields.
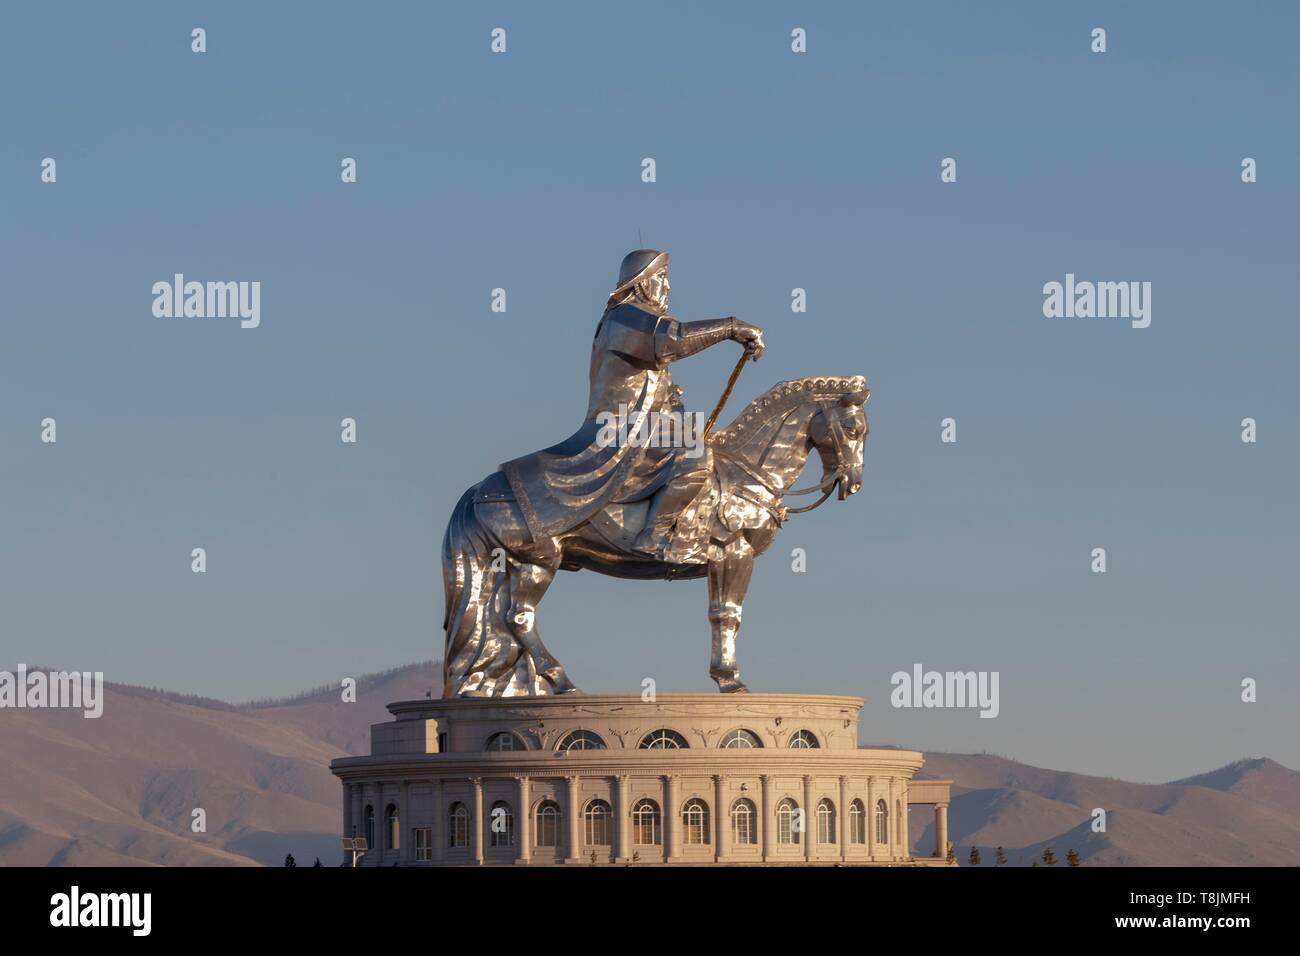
[
  {"xmin": 639, "ymin": 728, "xmax": 689, "ymax": 749},
  {"xmin": 721, "ymin": 729, "xmax": 762, "ymax": 749},
  {"xmin": 484, "ymin": 731, "xmax": 524, "ymax": 752},
  {"xmin": 556, "ymin": 730, "xmax": 606, "ymax": 752},
  {"xmin": 788, "ymin": 730, "xmax": 820, "ymax": 749}
]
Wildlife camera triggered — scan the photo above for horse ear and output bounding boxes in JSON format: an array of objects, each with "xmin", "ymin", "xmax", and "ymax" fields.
[{"xmin": 841, "ymin": 388, "xmax": 869, "ymax": 407}]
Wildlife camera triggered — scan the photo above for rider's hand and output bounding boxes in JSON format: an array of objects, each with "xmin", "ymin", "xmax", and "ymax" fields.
[{"xmin": 731, "ymin": 319, "xmax": 765, "ymax": 360}]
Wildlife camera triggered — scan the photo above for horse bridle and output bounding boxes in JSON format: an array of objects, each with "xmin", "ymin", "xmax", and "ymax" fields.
[{"xmin": 712, "ymin": 400, "xmax": 853, "ymax": 524}]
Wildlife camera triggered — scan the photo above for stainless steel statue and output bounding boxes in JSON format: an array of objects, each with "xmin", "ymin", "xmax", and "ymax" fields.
[{"xmin": 443, "ymin": 250, "xmax": 869, "ymax": 697}]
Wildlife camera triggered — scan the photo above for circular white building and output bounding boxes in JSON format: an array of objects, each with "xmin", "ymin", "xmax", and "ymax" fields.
[{"xmin": 331, "ymin": 693, "xmax": 953, "ymax": 866}]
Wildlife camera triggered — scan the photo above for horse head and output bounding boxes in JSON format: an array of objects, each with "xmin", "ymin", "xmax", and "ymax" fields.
[
  {"xmin": 709, "ymin": 375, "xmax": 869, "ymax": 511},
  {"xmin": 809, "ymin": 380, "xmax": 869, "ymax": 500}
]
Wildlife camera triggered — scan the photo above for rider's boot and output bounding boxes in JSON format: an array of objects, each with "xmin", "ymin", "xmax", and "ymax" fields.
[{"xmin": 633, "ymin": 471, "xmax": 708, "ymax": 560}]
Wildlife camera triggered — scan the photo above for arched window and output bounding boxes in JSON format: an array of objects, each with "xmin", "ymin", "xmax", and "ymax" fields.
[
  {"xmin": 777, "ymin": 798, "xmax": 801, "ymax": 845},
  {"xmin": 721, "ymin": 729, "xmax": 762, "ymax": 749},
  {"xmin": 816, "ymin": 798, "xmax": 836, "ymax": 844},
  {"xmin": 448, "ymin": 802, "xmax": 470, "ymax": 848},
  {"xmin": 875, "ymin": 799, "xmax": 889, "ymax": 845},
  {"xmin": 681, "ymin": 798, "xmax": 711, "ymax": 845},
  {"xmin": 535, "ymin": 800, "xmax": 561, "ymax": 848},
  {"xmin": 788, "ymin": 730, "xmax": 819, "ymax": 749},
  {"xmin": 632, "ymin": 798, "xmax": 662, "ymax": 846},
  {"xmin": 363, "ymin": 804, "xmax": 375, "ymax": 850},
  {"xmin": 584, "ymin": 799, "xmax": 612, "ymax": 846},
  {"xmin": 556, "ymin": 730, "xmax": 606, "ymax": 752},
  {"xmin": 730, "ymin": 798, "xmax": 757, "ymax": 845},
  {"xmin": 849, "ymin": 799, "xmax": 867, "ymax": 844},
  {"xmin": 489, "ymin": 800, "xmax": 514, "ymax": 847},
  {"xmin": 484, "ymin": 731, "xmax": 524, "ymax": 752},
  {"xmin": 639, "ymin": 728, "xmax": 689, "ymax": 750},
  {"xmin": 385, "ymin": 803, "xmax": 400, "ymax": 850}
]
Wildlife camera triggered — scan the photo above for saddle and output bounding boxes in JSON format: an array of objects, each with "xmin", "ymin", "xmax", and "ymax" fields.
[
  {"xmin": 474, "ymin": 463, "xmax": 783, "ymax": 566},
  {"xmin": 587, "ymin": 458, "xmax": 783, "ymax": 565}
]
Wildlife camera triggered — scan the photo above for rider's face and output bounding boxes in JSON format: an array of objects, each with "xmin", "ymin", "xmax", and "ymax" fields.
[{"xmin": 642, "ymin": 268, "xmax": 669, "ymax": 309}]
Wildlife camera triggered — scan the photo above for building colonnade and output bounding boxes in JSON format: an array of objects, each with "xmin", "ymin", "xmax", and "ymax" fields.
[{"xmin": 342, "ymin": 773, "xmax": 946, "ymax": 866}]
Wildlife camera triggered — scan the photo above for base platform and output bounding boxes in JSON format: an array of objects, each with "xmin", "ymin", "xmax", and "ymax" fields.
[{"xmin": 330, "ymin": 693, "xmax": 954, "ymax": 866}]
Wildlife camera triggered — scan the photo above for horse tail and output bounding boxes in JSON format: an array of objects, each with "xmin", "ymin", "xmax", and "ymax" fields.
[{"xmin": 441, "ymin": 484, "xmax": 517, "ymax": 697}]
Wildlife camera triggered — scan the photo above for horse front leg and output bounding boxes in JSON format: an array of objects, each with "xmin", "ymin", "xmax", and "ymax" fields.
[{"xmin": 707, "ymin": 536, "xmax": 754, "ymax": 693}]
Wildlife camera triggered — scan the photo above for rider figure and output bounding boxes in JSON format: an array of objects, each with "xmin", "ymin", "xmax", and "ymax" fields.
[
  {"xmin": 603, "ymin": 250, "xmax": 765, "ymax": 558},
  {"xmin": 500, "ymin": 249, "xmax": 764, "ymax": 561}
]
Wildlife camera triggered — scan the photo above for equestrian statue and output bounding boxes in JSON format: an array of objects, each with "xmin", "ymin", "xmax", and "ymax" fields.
[{"xmin": 443, "ymin": 249, "xmax": 869, "ymax": 697}]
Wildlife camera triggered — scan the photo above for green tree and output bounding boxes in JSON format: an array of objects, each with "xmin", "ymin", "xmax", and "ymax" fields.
[
  {"xmin": 284, "ymin": 853, "xmax": 297, "ymax": 868},
  {"xmin": 1042, "ymin": 847, "xmax": 1056, "ymax": 866},
  {"xmin": 968, "ymin": 846, "xmax": 982, "ymax": 866},
  {"xmin": 1066, "ymin": 848, "xmax": 1081, "ymax": 867},
  {"xmin": 946, "ymin": 842, "xmax": 955, "ymax": 864},
  {"xmin": 995, "ymin": 846, "xmax": 1007, "ymax": 866},
  {"xmin": 313, "ymin": 857, "xmax": 323, "ymax": 868}
]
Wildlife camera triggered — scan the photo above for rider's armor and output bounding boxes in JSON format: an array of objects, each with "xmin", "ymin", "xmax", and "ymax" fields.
[{"xmin": 501, "ymin": 251, "xmax": 735, "ymax": 558}]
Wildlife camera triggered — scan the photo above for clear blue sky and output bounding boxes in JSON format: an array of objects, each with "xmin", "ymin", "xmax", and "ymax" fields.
[{"xmin": 2, "ymin": 1, "xmax": 1296, "ymax": 781}]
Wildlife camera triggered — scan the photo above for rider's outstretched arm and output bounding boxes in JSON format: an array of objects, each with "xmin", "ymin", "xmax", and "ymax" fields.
[
  {"xmin": 656, "ymin": 317, "xmax": 734, "ymax": 361},
  {"xmin": 656, "ymin": 316, "xmax": 763, "ymax": 364}
]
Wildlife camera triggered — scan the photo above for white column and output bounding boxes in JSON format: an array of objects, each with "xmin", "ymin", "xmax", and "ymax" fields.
[
  {"xmin": 935, "ymin": 802, "xmax": 949, "ymax": 860},
  {"xmin": 664, "ymin": 775, "xmax": 680, "ymax": 862},
  {"xmin": 714, "ymin": 775, "xmax": 727, "ymax": 862},
  {"xmin": 760, "ymin": 774, "xmax": 772, "ymax": 862},
  {"xmin": 802, "ymin": 775, "xmax": 814, "ymax": 862},
  {"xmin": 370, "ymin": 783, "xmax": 383, "ymax": 863},
  {"xmin": 838, "ymin": 776, "xmax": 848, "ymax": 862},
  {"xmin": 615, "ymin": 775, "xmax": 631, "ymax": 862},
  {"xmin": 398, "ymin": 781, "xmax": 411, "ymax": 864},
  {"xmin": 887, "ymin": 777, "xmax": 898, "ymax": 860},
  {"xmin": 565, "ymin": 775, "xmax": 582, "ymax": 864},
  {"xmin": 432, "ymin": 779, "xmax": 444, "ymax": 864},
  {"xmin": 516, "ymin": 775, "xmax": 531, "ymax": 864},
  {"xmin": 342, "ymin": 783, "xmax": 353, "ymax": 843},
  {"xmin": 866, "ymin": 776, "xmax": 876, "ymax": 862},
  {"xmin": 471, "ymin": 777, "xmax": 484, "ymax": 865},
  {"xmin": 901, "ymin": 784, "xmax": 910, "ymax": 859}
]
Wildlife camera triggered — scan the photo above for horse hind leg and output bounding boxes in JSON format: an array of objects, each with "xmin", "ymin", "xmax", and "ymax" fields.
[
  {"xmin": 507, "ymin": 560, "xmax": 578, "ymax": 694},
  {"xmin": 707, "ymin": 536, "xmax": 754, "ymax": 693}
]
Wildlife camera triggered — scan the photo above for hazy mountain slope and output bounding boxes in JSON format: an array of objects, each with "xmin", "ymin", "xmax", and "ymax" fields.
[
  {"xmin": 1172, "ymin": 758, "xmax": 1300, "ymax": 817},
  {"xmin": 911, "ymin": 751, "xmax": 1300, "ymax": 866},
  {"xmin": 245, "ymin": 662, "xmax": 441, "ymax": 756},
  {"xmin": 0, "ymin": 663, "xmax": 438, "ymax": 866}
]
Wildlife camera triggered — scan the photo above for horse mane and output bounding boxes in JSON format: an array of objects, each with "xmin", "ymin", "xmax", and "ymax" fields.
[{"xmin": 709, "ymin": 375, "xmax": 867, "ymax": 453}]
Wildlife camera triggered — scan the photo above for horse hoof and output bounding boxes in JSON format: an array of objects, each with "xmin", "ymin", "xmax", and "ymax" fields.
[
  {"xmin": 715, "ymin": 678, "xmax": 749, "ymax": 694},
  {"xmin": 543, "ymin": 668, "xmax": 578, "ymax": 694}
]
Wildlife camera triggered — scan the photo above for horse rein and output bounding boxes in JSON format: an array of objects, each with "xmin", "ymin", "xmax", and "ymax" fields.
[{"xmin": 711, "ymin": 400, "xmax": 850, "ymax": 525}]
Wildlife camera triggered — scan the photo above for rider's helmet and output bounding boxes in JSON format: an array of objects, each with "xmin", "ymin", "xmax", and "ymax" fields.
[{"xmin": 611, "ymin": 249, "xmax": 668, "ymax": 299}]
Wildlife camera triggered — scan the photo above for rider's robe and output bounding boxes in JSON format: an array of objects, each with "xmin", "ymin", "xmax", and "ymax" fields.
[{"xmin": 501, "ymin": 302, "xmax": 688, "ymax": 543}]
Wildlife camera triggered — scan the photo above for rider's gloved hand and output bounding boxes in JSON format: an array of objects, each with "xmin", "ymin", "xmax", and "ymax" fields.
[{"xmin": 729, "ymin": 319, "xmax": 765, "ymax": 360}]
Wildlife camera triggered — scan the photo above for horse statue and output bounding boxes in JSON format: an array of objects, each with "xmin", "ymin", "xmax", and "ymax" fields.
[{"xmin": 442, "ymin": 373, "xmax": 869, "ymax": 697}]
